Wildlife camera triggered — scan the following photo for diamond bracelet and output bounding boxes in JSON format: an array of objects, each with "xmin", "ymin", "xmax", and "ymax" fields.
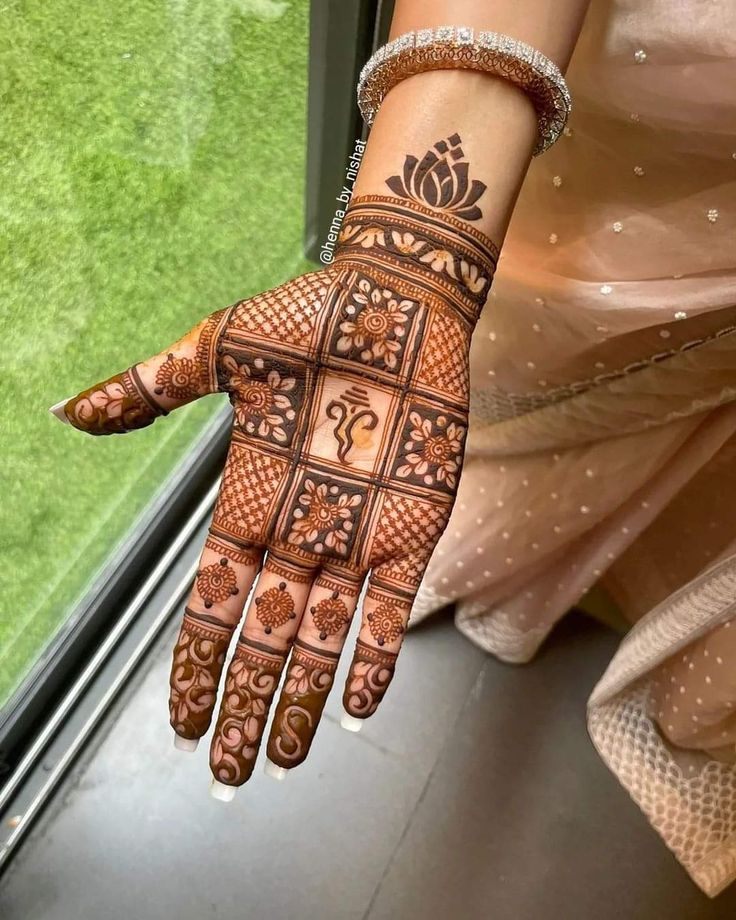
[{"xmin": 357, "ymin": 26, "xmax": 572, "ymax": 156}]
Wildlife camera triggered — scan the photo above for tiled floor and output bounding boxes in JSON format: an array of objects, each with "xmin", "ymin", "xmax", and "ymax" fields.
[{"xmin": 2, "ymin": 611, "xmax": 734, "ymax": 919}]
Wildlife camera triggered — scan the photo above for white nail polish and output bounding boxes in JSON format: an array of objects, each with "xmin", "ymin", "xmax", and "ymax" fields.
[
  {"xmin": 174, "ymin": 735, "xmax": 198, "ymax": 753},
  {"xmin": 264, "ymin": 760, "xmax": 288, "ymax": 781},
  {"xmin": 210, "ymin": 779, "xmax": 236, "ymax": 802},
  {"xmin": 48, "ymin": 398, "xmax": 71, "ymax": 425},
  {"xmin": 340, "ymin": 714, "xmax": 364, "ymax": 733}
]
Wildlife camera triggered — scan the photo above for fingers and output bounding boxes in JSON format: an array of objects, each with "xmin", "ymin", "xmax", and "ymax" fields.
[
  {"xmin": 265, "ymin": 569, "xmax": 364, "ymax": 773},
  {"xmin": 52, "ymin": 307, "xmax": 231, "ymax": 435},
  {"xmin": 342, "ymin": 559, "xmax": 422, "ymax": 725},
  {"xmin": 169, "ymin": 533, "xmax": 263, "ymax": 748},
  {"xmin": 208, "ymin": 553, "xmax": 317, "ymax": 794}
]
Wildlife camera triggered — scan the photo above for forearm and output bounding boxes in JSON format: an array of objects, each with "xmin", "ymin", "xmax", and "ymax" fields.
[{"xmin": 352, "ymin": 0, "xmax": 591, "ymax": 246}]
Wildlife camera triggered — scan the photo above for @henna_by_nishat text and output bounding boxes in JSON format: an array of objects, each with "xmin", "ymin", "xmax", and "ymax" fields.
[{"xmin": 50, "ymin": 133, "xmax": 499, "ymax": 797}]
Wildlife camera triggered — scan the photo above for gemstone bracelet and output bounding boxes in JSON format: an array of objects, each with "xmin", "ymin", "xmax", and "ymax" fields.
[{"xmin": 357, "ymin": 26, "xmax": 572, "ymax": 156}]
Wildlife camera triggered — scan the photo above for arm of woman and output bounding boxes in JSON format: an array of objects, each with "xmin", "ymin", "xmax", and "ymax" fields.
[{"xmin": 52, "ymin": 0, "xmax": 591, "ymax": 794}]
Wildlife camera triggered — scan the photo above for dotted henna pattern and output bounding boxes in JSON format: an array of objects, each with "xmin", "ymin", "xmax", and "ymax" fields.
[
  {"xmin": 367, "ymin": 601, "xmax": 405, "ymax": 646},
  {"xmin": 196, "ymin": 558, "xmax": 239, "ymax": 609},
  {"xmin": 310, "ymin": 592, "xmax": 350, "ymax": 640},
  {"xmin": 255, "ymin": 582, "xmax": 296, "ymax": 633}
]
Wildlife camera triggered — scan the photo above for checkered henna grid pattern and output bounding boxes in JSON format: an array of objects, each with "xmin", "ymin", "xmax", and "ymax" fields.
[{"xmin": 59, "ymin": 189, "xmax": 499, "ymax": 787}]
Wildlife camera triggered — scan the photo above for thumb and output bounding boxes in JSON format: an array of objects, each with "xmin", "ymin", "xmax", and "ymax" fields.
[{"xmin": 50, "ymin": 306, "xmax": 231, "ymax": 436}]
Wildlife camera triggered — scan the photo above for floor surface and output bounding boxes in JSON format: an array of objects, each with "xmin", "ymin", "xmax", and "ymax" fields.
[{"xmin": 2, "ymin": 612, "xmax": 735, "ymax": 920}]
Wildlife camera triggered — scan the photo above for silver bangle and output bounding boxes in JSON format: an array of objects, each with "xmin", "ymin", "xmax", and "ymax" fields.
[{"xmin": 357, "ymin": 26, "xmax": 572, "ymax": 156}]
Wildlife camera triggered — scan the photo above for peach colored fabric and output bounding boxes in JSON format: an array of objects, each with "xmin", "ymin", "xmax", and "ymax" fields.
[{"xmin": 412, "ymin": 0, "xmax": 736, "ymax": 896}]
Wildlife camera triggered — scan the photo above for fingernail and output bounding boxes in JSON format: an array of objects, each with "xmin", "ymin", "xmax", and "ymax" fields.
[
  {"xmin": 210, "ymin": 779, "xmax": 236, "ymax": 802},
  {"xmin": 48, "ymin": 398, "xmax": 71, "ymax": 425},
  {"xmin": 174, "ymin": 735, "xmax": 198, "ymax": 753},
  {"xmin": 264, "ymin": 759, "xmax": 288, "ymax": 781},
  {"xmin": 340, "ymin": 713, "xmax": 364, "ymax": 733}
]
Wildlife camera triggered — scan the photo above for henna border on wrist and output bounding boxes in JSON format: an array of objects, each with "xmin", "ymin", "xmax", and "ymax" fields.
[{"xmin": 334, "ymin": 194, "xmax": 498, "ymax": 324}]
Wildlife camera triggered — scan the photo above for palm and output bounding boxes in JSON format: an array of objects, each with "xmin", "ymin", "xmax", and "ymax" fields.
[{"xmin": 57, "ymin": 194, "xmax": 498, "ymax": 791}]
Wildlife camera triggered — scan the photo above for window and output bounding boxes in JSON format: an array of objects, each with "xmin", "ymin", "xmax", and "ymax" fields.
[{"xmin": 0, "ymin": 0, "xmax": 311, "ymax": 707}]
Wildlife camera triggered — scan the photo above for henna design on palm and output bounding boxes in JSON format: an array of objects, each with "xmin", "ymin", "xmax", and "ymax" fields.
[
  {"xmin": 57, "ymin": 189, "xmax": 499, "ymax": 789},
  {"xmin": 325, "ymin": 385, "xmax": 379, "ymax": 464}
]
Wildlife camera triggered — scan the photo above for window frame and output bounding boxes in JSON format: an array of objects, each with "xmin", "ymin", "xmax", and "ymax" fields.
[{"xmin": 0, "ymin": 0, "xmax": 386, "ymax": 870}]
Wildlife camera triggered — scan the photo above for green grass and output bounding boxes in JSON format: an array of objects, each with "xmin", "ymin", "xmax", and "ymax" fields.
[{"xmin": 0, "ymin": 0, "xmax": 312, "ymax": 705}]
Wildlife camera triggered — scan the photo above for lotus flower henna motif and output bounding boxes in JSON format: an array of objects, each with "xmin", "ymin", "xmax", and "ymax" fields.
[{"xmin": 385, "ymin": 134, "xmax": 487, "ymax": 221}]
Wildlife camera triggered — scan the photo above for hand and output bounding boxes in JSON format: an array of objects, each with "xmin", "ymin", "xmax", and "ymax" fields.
[{"xmin": 54, "ymin": 194, "xmax": 498, "ymax": 794}]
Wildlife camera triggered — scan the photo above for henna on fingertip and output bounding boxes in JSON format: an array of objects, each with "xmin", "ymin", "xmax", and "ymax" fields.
[
  {"xmin": 208, "ymin": 638, "xmax": 287, "ymax": 787},
  {"xmin": 266, "ymin": 640, "xmax": 340, "ymax": 769},
  {"xmin": 169, "ymin": 610, "xmax": 235, "ymax": 741}
]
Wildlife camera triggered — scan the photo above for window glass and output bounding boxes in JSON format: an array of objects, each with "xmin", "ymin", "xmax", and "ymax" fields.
[{"xmin": 0, "ymin": 0, "xmax": 310, "ymax": 705}]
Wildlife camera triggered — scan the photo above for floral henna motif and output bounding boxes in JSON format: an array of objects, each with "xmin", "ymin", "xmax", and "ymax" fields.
[
  {"xmin": 332, "ymin": 276, "xmax": 419, "ymax": 371},
  {"xmin": 394, "ymin": 409, "xmax": 466, "ymax": 491},
  {"xmin": 154, "ymin": 353, "xmax": 203, "ymax": 400},
  {"xmin": 209, "ymin": 638, "xmax": 286, "ymax": 786},
  {"xmin": 286, "ymin": 477, "xmax": 364, "ymax": 557},
  {"xmin": 196, "ymin": 558, "xmax": 239, "ymax": 609},
  {"xmin": 367, "ymin": 600, "xmax": 405, "ymax": 646},
  {"xmin": 343, "ymin": 639, "xmax": 398, "ymax": 719},
  {"xmin": 310, "ymin": 592, "xmax": 350, "ymax": 640},
  {"xmin": 266, "ymin": 640, "xmax": 339, "ymax": 768},
  {"xmin": 64, "ymin": 367, "xmax": 163, "ymax": 435},
  {"xmin": 255, "ymin": 582, "xmax": 296, "ymax": 633},
  {"xmin": 169, "ymin": 611, "xmax": 233, "ymax": 740},
  {"xmin": 221, "ymin": 353, "xmax": 298, "ymax": 444},
  {"xmin": 385, "ymin": 134, "xmax": 487, "ymax": 221}
]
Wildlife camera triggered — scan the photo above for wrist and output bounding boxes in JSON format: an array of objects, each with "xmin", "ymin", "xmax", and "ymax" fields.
[
  {"xmin": 334, "ymin": 194, "xmax": 498, "ymax": 326},
  {"xmin": 352, "ymin": 70, "xmax": 536, "ymax": 245}
]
